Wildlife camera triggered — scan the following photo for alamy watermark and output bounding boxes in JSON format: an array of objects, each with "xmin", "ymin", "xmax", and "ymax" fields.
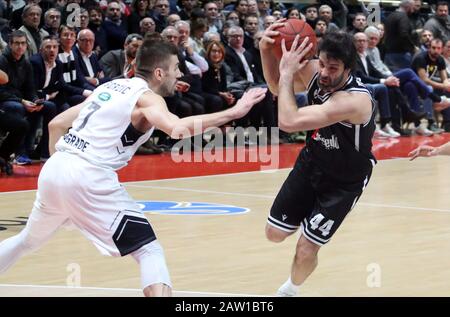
[
  {"xmin": 169, "ymin": 121, "xmax": 280, "ymax": 171},
  {"xmin": 366, "ymin": 262, "xmax": 381, "ymax": 288},
  {"xmin": 66, "ymin": 262, "xmax": 81, "ymax": 287}
]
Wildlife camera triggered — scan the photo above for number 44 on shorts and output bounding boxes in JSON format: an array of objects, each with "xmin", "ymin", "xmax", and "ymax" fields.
[{"xmin": 309, "ymin": 214, "xmax": 334, "ymax": 237}]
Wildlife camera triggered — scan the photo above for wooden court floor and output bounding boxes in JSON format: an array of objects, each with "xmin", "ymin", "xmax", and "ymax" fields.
[{"xmin": 0, "ymin": 156, "xmax": 449, "ymax": 297}]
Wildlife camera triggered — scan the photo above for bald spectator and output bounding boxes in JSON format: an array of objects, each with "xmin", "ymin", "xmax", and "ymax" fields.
[
  {"xmin": 139, "ymin": 17, "xmax": 156, "ymax": 36},
  {"xmin": 167, "ymin": 14, "xmax": 181, "ymax": 26},
  {"xmin": 73, "ymin": 29, "xmax": 110, "ymax": 87}
]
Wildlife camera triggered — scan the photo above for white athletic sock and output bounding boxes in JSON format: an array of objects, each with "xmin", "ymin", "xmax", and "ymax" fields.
[{"xmin": 277, "ymin": 276, "xmax": 300, "ymax": 297}]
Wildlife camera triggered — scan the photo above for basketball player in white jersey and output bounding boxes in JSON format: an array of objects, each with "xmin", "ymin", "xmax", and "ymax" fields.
[
  {"xmin": 0, "ymin": 36, "xmax": 267, "ymax": 297},
  {"xmin": 260, "ymin": 24, "xmax": 376, "ymax": 296},
  {"xmin": 409, "ymin": 142, "xmax": 450, "ymax": 159}
]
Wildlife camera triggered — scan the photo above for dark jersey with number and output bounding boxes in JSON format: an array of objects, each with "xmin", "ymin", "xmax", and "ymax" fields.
[{"xmin": 300, "ymin": 73, "xmax": 377, "ymax": 183}]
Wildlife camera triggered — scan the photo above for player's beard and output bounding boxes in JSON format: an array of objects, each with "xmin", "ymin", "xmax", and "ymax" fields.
[
  {"xmin": 160, "ymin": 79, "xmax": 177, "ymax": 97},
  {"xmin": 318, "ymin": 72, "xmax": 346, "ymax": 92}
]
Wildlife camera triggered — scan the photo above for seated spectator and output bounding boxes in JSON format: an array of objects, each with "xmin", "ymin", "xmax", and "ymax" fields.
[
  {"xmin": 423, "ymin": 1, "xmax": 449, "ymax": 42},
  {"xmin": 419, "ymin": 29, "xmax": 434, "ymax": 53},
  {"xmin": 364, "ymin": 27, "xmax": 447, "ymax": 133},
  {"xmin": 73, "ymin": 29, "xmax": 110, "ymax": 87},
  {"xmin": 30, "ymin": 35, "xmax": 69, "ymax": 114},
  {"xmin": 204, "ymin": 1, "xmax": 222, "ymax": 32},
  {"xmin": 225, "ymin": 25, "xmax": 275, "ymax": 140},
  {"xmin": 412, "ymin": 38, "xmax": 450, "ymax": 132},
  {"xmin": 139, "ymin": 17, "xmax": 156, "ymax": 36},
  {"xmin": 152, "ymin": 0, "xmax": 170, "ymax": 32},
  {"xmin": 19, "ymin": 4, "xmax": 49, "ymax": 58},
  {"xmin": 304, "ymin": 4, "xmax": 318, "ymax": 29},
  {"xmin": 354, "ymin": 32, "xmax": 416, "ymax": 137},
  {"xmin": 285, "ymin": 7, "xmax": 300, "ymax": 20},
  {"xmin": 444, "ymin": 39, "xmax": 450, "ymax": 75},
  {"xmin": 318, "ymin": 5, "xmax": 339, "ymax": 33},
  {"xmin": 58, "ymin": 25, "xmax": 95, "ymax": 107},
  {"xmin": 190, "ymin": 17, "xmax": 208, "ymax": 55},
  {"xmin": 102, "ymin": 0, "xmax": 128, "ymax": 51},
  {"xmin": 88, "ymin": 7, "xmax": 108, "ymax": 57},
  {"xmin": 178, "ymin": 0, "xmax": 198, "ymax": 21},
  {"xmin": 348, "ymin": 13, "xmax": 367, "ymax": 35},
  {"xmin": 167, "ymin": 14, "xmax": 181, "ymax": 26},
  {"xmin": 243, "ymin": 14, "xmax": 258, "ymax": 50},
  {"xmin": 0, "ymin": 30, "xmax": 56, "ymax": 164},
  {"xmin": 99, "ymin": 33, "xmax": 143, "ymax": 78},
  {"xmin": 42, "ymin": 8, "xmax": 61, "ymax": 36},
  {"xmin": 0, "ymin": 69, "xmax": 28, "ymax": 175},
  {"xmin": 202, "ymin": 40, "xmax": 236, "ymax": 113},
  {"xmin": 226, "ymin": 11, "xmax": 240, "ymax": 26},
  {"xmin": 235, "ymin": 0, "xmax": 249, "ymax": 26},
  {"xmin": 78, "ymin": 8, "xmax": 90, "ymax": 31},
  {"xmin": 262, "ymin": 15, "xmax": 275, "ymax": 30},
  {"xmin": 128, "ymin": 0, "xmax": 153, "ymax": 34}
]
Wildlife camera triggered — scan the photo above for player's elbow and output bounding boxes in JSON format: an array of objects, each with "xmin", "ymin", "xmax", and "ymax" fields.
[
  {"xmin": 278, "ymin": 118, "xmax": 299, "ymax": 133},
  {"xmin": 169, "ymin": 123, "xmax": 193, "ymax": 140}
]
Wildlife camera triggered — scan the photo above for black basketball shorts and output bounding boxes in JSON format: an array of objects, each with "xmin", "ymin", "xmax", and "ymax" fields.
[{"xmin": 268, "ymin": 162, "xmax": 371, "ymax": 246}]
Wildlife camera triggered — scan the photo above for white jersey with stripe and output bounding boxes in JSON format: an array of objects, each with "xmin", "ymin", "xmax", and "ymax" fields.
[
  {"xmin": 302, "ymin": 73, "xmax": 377, "ymax": 183},
  {"xmin": 55, "ymin": 77, "xmax": 154, "ymax": 171}
]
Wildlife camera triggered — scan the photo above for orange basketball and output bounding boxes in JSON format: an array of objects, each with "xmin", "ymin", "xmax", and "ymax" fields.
[{"xmin": 273, "ymin": 19, "xmax": 317, "ymax": 60}]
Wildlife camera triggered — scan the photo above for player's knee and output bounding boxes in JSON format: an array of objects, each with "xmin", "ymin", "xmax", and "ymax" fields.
[
  {"xmin": 295, "ymin": 239, "xmax": 320, "ymax": 263},
  {"xmin": 265, "ymin": 224, "xmax": 289, "ymax": 242},
  {"xmin": 19, "ymin": 231, "xmax": 39, "ymax": 252},
  {"xmin": 131, "ymin": 240, "xmax": 172, "ymax": 291}
]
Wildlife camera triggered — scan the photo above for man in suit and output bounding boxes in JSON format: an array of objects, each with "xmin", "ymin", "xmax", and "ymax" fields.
[
  {"xmin": 225, "ymin": 25, "xmax": 275, "ymax": 141},
  {"xmin": 30, "ymin": 35, "xmax": 69, "ymax": 114},
  {"xmin": 99, "ymin": 33, "xmax": 143, "ymax": 79},
  {"xmin": 73, "ymin": 29, "xmax": 110, "ymax": 87}
]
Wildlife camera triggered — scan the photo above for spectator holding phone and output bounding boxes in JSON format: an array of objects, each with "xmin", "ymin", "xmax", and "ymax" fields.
[{"xmin": 0, "ymin": 31, "xmax": 57, "ymax": 164}]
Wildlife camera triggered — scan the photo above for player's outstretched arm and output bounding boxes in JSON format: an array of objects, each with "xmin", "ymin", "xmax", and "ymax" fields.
[
  {"xmin": 140, "ymin": 87, "xmax": 267, "ymax": 138},
  {"xmin": 48, "ymin": 101, "xmax": 87, "ymax": 155},
  {"xmin": 409, "ymin": 142, "xmax": 450, "ymax": 160}
]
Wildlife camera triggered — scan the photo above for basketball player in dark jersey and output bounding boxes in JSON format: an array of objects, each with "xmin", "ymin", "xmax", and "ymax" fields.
[{"xmin": 260, "ymin": 25, "xmax": 376, "ymax": 296}]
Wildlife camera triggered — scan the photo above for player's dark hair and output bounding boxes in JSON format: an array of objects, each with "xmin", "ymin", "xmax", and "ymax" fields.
[
  {"xmin": 135, "ymin": 34, "xmax": 179, "ymax": 79},
  {"xmin": 318, "ymin": 31, "xmax": 357, "ymax": 70}
]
